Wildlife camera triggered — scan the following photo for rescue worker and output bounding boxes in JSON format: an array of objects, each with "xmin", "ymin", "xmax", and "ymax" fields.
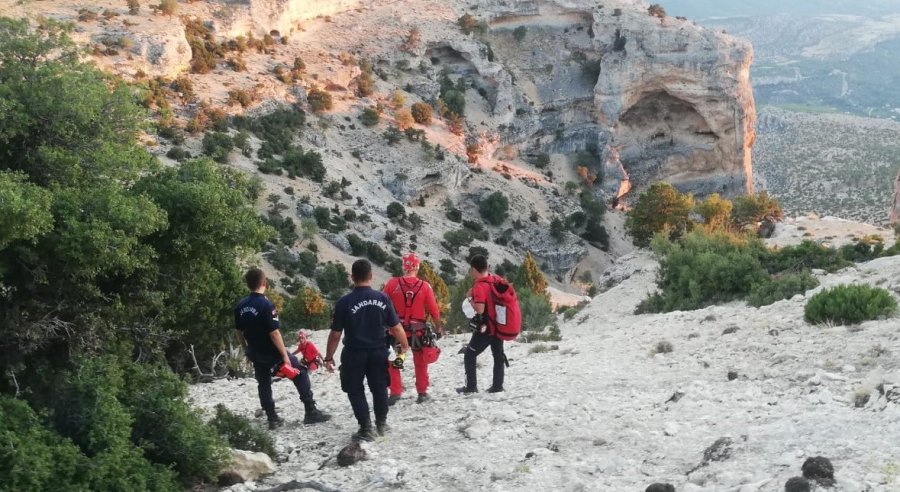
[
  {"xmin": 235, "ymin": 268, "xmax": 331, "ymax": 429},
  {"xmin": 291, "ymin": 329, "xmax": 323, "ymax": 373},
  {"xmin": 325, "ymin": 259, "xmax": 410, "ymax": 442},
  {"xmin": 383, "ymin": 252, "xmax": 443, "ymax": 404},
  {"xmin": 457, "ymin": 255, "xmax": 507, "ymax": 394}
]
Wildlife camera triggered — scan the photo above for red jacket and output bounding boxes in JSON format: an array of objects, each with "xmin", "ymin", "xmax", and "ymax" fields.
[
  {"xmin": 472, "ymin": 275, "xmax": 498, "ymax": 336},
  {"xmin": 383, "ymin": 276, "xmax": 440, "ymax": 329},
  {"xmin": 294, "ymin": 341, "xmax": 321, "ymax": 372}
]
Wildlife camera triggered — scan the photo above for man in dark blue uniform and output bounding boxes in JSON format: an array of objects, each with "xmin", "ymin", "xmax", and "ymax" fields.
[
  {"xmin": 235, "ymin": 267, "xmax": 331, "ymax": 429},
  {"xmin": 324, "ymin": 259, "xmax": 409, "ymax": 442}
]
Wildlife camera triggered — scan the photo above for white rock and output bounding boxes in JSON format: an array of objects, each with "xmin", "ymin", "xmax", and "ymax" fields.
[
  {"xmin": 463, "ymin": 419, "xmax": 491, "ymax": 439},
  {"xmin": 220, "ymin": 449, "xmax": 276, "ymax": 483},
  {"xmin": 663, "ymin": 421, "xmax": 679, "ymax": 436}
]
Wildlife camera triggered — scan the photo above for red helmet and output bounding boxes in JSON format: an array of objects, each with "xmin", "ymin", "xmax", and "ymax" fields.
[
  {"xmin": 402, "ymin": 252, "xmax": 420, "ymax": 271},
  {"xmin": 421, "ymin": 345, "xmax": 440, "ymax": 364}
]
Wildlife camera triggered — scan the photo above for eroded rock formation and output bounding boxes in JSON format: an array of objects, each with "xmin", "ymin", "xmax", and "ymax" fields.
[{"xmin": 891, "ymin": 169, "xmax": 900, "ymax": 225}]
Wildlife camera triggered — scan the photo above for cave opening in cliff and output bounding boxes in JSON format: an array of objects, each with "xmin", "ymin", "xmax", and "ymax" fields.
[{"xmin": 613, "ymin": 90, "xmax": 719, "ymax": 198}]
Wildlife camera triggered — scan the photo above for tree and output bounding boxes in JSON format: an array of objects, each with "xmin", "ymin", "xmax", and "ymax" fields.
[
  {"xmin": 648, "ymin": 4, "xmax": 667, "ymax": 19},
  {"xmin": 411, "ymin": 102, "xmax": 432, "ymax": 125},
  {"xmin": 731, "ymin": 191, "xmax": 783, "ymax": 230},
  {"xmin": 316, "ymin": 262, "xmax": 349, "ymax": 298},
  {"xmin": 281, "ymin": 286, "xmax": 332, "ymax": 330},
  {"xmin": 625, "ymin": 182, "xmax": 694, "ymax": 247},
  {"xmin": 518, "ymin": 253, "xmax": 548, "ymax": 299},
  {"xmin": 419, "ymin": 262, "xmax": 450, "ymax": 317},
  {"xmin": 479, "ymin": 191, "xmax": 510, "ymax": 226},
  {"xmin": 443, "ymin": 90, "xmax": 465, "ymax": 116},
  {"xmin": 695, "ymin": 193, "xmax": 733, "ymax": 231}
]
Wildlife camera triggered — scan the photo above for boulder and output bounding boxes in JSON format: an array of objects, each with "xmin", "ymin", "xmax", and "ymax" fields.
[
  {"xmin": 320, "ymin": 232, "xmax": 351, "ymax": 253},
  {"xmin": 218, "ymin": 449, "xmax": 276, "ymax": 484},
  {"xmin": 784, "ymin": 476, "xmax": 811, "ymax": 492},
  {"xmin": 801, "ymin": 456, "xmax": 835, "ymax": 486},
  {"xmin": 337, "ymin": 442, "xmax": 366, "ymax": 467},
  {"xmin": 702, "ymin": 437, "xmax": 733, "ymax": 463},
  {"xmin": 646, "ymin": 484, "xmax": 675, "ymax": 492}
]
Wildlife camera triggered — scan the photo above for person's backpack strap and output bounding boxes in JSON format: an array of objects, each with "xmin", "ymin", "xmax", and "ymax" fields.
[{"xmin": 398, "ymin": 277, "xmax": 425, "ymax": 328}]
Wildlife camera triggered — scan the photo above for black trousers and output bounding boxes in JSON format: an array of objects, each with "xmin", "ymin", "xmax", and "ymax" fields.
[
  {"xmin": 339, "ymin": 347, "xmax": 389, "ymax": 426},
  {"xmin": 464, "ymin": 331, "xmax": 505, "ymax": 390},
  {"xmin": 252, "ymin": 353, "xmax": 313, "ymax": 418}
]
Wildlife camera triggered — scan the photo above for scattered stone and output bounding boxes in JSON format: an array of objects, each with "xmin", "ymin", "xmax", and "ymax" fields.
[
  {"xmin": 802, "ymin": 456, "xmax": 835, "ymax": 486},
  {"xmin": 525, "ymin": 451, "xmax": 536, "ymax": 459},
  {"xmin": 337, "ymin": 442, "xmax": 366, "ymax": 467},
  {"xmin": 665, "ymin": 391, "xmax": 685, "ymax": 404},
  {"xmin": 687, "ymin": 332, "xmax": 700, "ymax": 339},
  {"xmin": 219, "ymin": 449, "xmax": 276, "ymax": 484},
  {"xmin": 592, "ymin": 438, "xmax": 608, "ymax": 446},
  {"xmin": 655, "ymin": 340, "xmax": 674, "ymax": 354},
  {"xmin": 769, "ymin": 329, "xmax": 780, "ymax": 336},
  {"xmin": 702, "ymin": 314, "xmax": 717, "ymax": 322},
  {"xmin": 663, "ymin": 422, "xmax": 679, "ymax": 436},
  {"xmin": 547, "ymin": 442, "xmax": 560, "ymax": 452},
  {"xmin": 217, "ymin": 470, "xmax": 244, "ymax": 487},
  {"xmin": 728, "ymin": 371, "xmax": 739, "ymax": 381},
  {"xmin": 784, "ymin": 476, "xmax": 811, "ymax": 492},
  {"xmin": 646, "ymin": 484, "xmax": 675, "ymax": 492},
  {"xmin": 722, "ymin": 326, "xmax": 739, "ymax": 335},
  {"xmin": 702, "ymin": 437, "xmax": 734, "ymax": 463}
]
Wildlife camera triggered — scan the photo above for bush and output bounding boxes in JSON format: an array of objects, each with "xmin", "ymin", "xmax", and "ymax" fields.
[
  {"xmin": 636, "ymin": 231, "xmax": 770, "ymax": 313},
  {"xmin": 513, "ymin": 26, "xmax": 527, "ymax": 42},
  {"xmin": 804, "ymin": 284, "xmax": 897, "ymax": 325},
  {"xmin": 762, "ymin": 240, "xmax": 850, "ymax": 274},
  {"xmin": 386, "ymin": 201, "xmax": 406, "ymax": 220},
  {"xmin": 281, "ymin": 147, "xmax": 326, "ymax": 182},
  {"xmin": 457, "ymin": 13, "xmax": 480, "ymax": 34},
  {"xmin": 395, "ymin": 108, "xmax": 414, "ymax": 130},
  {"xmin": 626, "ymin": 182, "xmax": 694, "ymax": 247},
  {"xmin": 202, "ymin": 131, "xmax": 234, "ymax": 163},
  {"xmin": 360, "ymin": 107, "xmax": 379, "ymax": 126},
  {"xmin": 731, "ymin": 191, "xmax": 783, "ymax": 230},
  {"xmin": 307, "ymin": 86, "xmax": 333, "ymax": 112},
  {"xmin": 411, "ymin": 102, "xmax": 432, "ymax": 125},
  {"xmin": 316, "ymin": 262, "xmax": 350, "ymax": 298},
  {"xmin": 209, "ymin": 404, "xmax": 276, "ymax": 458},
  {"xmin": 442, "ymin": 228, "xmax": 474, "ymax": 253},
  {"xmin": 158, "ymin": 0, "xmax": 176, "ymax": 15},
  {"xmin": 383, "ymin": 126, "xmax": 402, "ymax": 145},
  {"xmin": 479, "ymin": 191, "xmax": 509, "ymax": 226},
  {"xmin": 747, "ymin": 272, "xmax": 819, "ymax": 307},
  {"xmin": 127, "ymin": 0, "xmax": 141, "ymax": 15},
  {"xmin": 228, "ymin": 88, "xmax": 252, "ymax": 107},
  {"xmin": 695, "ymin": 193, "xmax": 733, "ymax": 231},
  {"xmin": 648, "ymin": 4, "xmax": 666, "ymax": 18}
]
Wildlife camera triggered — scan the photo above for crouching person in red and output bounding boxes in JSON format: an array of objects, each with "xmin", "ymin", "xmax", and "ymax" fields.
[
  {"xmin": 291, "ymin": 330, "xmax": 323, "ymax": 373},
  {"xmin": 383, "ymin": 253, "xmax": 443, "ymax": 404}
]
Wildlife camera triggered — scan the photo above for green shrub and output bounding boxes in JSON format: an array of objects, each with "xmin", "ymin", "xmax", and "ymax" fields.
[
  {"xmin": 281, "ymin": 147, "xmax": 326, "ymax": 182},
  {"xmin": 442, "ymin": 228, "xmax": 474, "ymax": 253},
  {"xmin": 360, "ymin": 107, "xmax": 380, "ymax": 126},
  {"xmin": 479, "ymin": 191, "xmax": 509, "ymax": 226},
  {"xmin": 513, "ymin": 26, "xmax": 527, "ymax": 42},
  {"xmin": 637, "ymin": 230, "xmax": 770, "ymax": 313},
  {"xmin": 122, "ymin": 365, "xmax": 228, "ymax": 482},
  {"xmin": 316, "ymin": 262, "xmax": 349, "ymax": 298},
  {"xmin": 202, "ymin": 131, "xmax": 234, "ymax": 163},
  {"xmin": 762, "ymin": 240, "xmax": 850, "ymax": 274},
  {"xmin": 747, "ymin": 272, "xmax": 819, "ymax": 307},
  {"xmin": 383, "ymin": 125, "xmax": 403, "ymax": 145},
  {"xmin": 731, "ymin": 191, "xmax": 783, "ymax": 230},
  {"xmin": 233, "ymin": 108, "xmax": 305, "ymax": 157},
  {"xmin": 387, "ymin": 201, "xmax": 406, "ymax": 220},
  {"xmin": 626, "ymin": 182, "xmax": 694, "ymax": 247},
  {"xmin": 281, "ymin": 286, "xmax": 331, "ymax": 331},
  {"xmin": 804, "ymin": 284, "xmax": 897, "ymax": 325},
  {"xmin": 210, "ymin": 404, "xmax": 276, "ymax": 458}
]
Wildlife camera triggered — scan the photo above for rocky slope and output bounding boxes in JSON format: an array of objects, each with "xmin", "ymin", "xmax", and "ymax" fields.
[
  {"xmin": 4, "ymin": 0, "xmax": 755, "ymax": 289},
  {"xmin": 190, "ymin": 223, "xmax": 900, "ymax": 491}
]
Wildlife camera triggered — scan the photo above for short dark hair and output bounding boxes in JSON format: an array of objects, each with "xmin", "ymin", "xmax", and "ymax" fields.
[
  {"xmin": 351, "ymin": 259, "xmax": 372, "ymax": 283},
  {"xmin": 245, "ymin": 267, "xmax": 266, "ymax": 290},
  {"xmin": 470, "ymin": 255, "xmax": 488, "ymax": 274}
]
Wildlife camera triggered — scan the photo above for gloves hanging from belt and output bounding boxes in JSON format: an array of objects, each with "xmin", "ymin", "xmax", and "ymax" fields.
[
  {"xmin": 392, "ymin": 351, "xmax": 406, "ymax": 369},
  {"xmin": 469, "ymin": 313, "xmax": 487, "ymax": 333}
]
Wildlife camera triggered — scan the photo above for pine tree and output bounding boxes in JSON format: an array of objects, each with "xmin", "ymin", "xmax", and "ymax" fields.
[
  {"xmin": 519, "ymin": 253, "xmax": 549, "ymax": 299},
  {"xmin": 419, "ymin": 261, "xmax": 450, "ymax": 317}
]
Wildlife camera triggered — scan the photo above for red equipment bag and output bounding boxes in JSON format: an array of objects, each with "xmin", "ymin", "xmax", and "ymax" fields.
[{"xmin": 483, "ymin": 275, "xmax": 522, "ymax": 341}]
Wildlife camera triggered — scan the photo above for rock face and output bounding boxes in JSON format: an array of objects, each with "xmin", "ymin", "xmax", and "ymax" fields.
[
  {"xmin": 594, "ymin": 4, "xmax": 756, "ymax": 200},
  {"xmin": 214, "ymin": 0, "xmax": 362, "ymax": 37},
  {"xmin": 454, "ymin": 0, "xmax": 755, "ymax": 202}
]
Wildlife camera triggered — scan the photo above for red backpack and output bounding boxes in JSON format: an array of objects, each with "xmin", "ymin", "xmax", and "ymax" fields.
[{"xmin": 479, "ymin": 275, "xmax": 521, "ymax": 341}]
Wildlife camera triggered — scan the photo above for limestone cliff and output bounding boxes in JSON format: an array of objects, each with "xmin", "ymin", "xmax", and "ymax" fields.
[{"xmin": 892, "ymin": 170, "xmax": 900, "ymax": 225}]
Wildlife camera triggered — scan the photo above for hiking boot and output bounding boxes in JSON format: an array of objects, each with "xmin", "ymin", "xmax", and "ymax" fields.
[
  {"xmin": 456, "ymin": 386, "xmax": 478, "ymax": 394},
  {"xmin": 486, "ymin": 386, "xmax": 504, "ymax": 393},
  {"xmin": 416, "ymin": 393, "xmax": 432, "ymax": 404},
  {"xmin": 303, "ymin": 405, "xmax": 332, "ymax": 425},
  {"xmin": 352, "ymin": 422, "xmax": 376, "ymax": 442},
  {"xmin": 388, "ymin": 394, "xmax": 402, "ymax": 406},
  {"xmin": 267, "ymin": 415, "xmax": 285, "ymax": 430},
  {"xmin": 375, "ymin": 420, "xmax": 390, "ymax": 436}
]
